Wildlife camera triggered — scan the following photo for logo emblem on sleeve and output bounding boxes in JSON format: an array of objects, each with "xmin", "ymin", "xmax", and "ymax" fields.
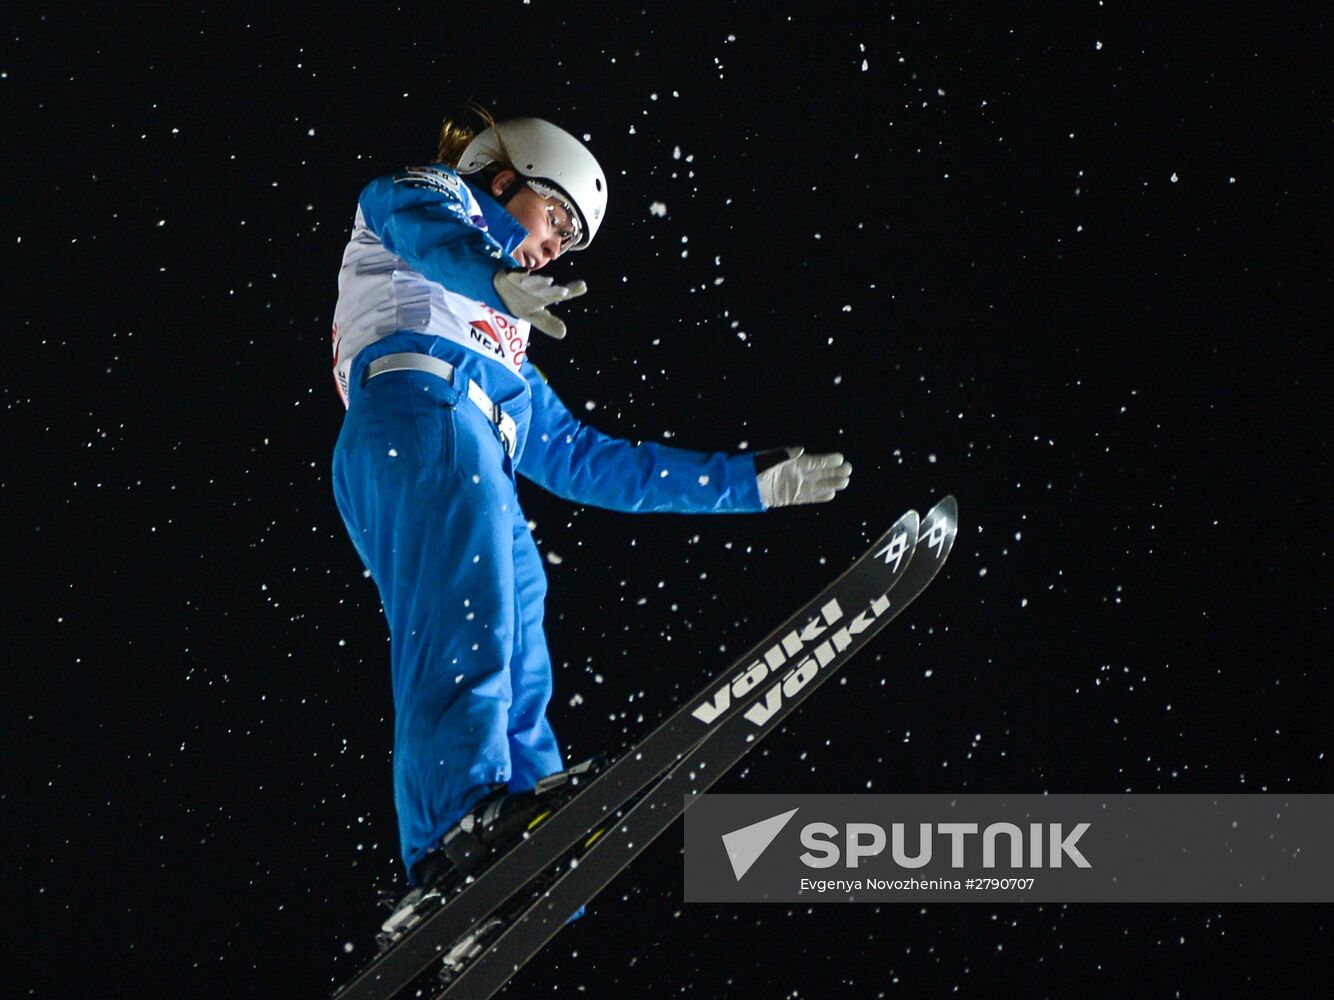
[{"xmin": 397, "ymin": 166, "xmax": 464, "ymax": 198}]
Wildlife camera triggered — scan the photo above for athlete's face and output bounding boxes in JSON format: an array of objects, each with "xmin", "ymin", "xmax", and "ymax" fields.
[{"xmin": 491, "ymin": 169, "xmax": 579, "ymax": 272}]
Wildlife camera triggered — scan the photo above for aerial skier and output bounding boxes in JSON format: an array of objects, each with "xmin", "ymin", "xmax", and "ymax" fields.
[{"xmin": 328, "ymin": 108, "xmax": 853, "ymax": 908}]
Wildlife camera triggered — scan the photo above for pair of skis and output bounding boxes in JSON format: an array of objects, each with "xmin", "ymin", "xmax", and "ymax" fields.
[{"xmin": 333, "ymin": 497, "xmax": 958, "ymax": 1000}]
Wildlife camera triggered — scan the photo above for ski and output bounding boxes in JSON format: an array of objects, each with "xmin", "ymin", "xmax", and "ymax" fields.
[
  {"xmin": 333, "ymin": 504, "xmax": 932, "ymax": 1000},
  {"xmin": 431, "ymin": 496, "xmax": 958, "ymax": 998}
]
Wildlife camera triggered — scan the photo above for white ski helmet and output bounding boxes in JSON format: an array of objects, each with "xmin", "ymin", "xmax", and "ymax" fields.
[{"xmin": 457, "ymin": 117, "xmax": 607, "ymax": 251}]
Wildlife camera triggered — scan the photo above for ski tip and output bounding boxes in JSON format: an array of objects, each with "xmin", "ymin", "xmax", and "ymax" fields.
[
  {"xmin": 917, "ymin": 495, "xmax": 959, "ymax": 562},
  {"xmin": 931, "ymin": 495, "xmax": 958, "ymax": 522},
  {"xmin": 895, "ymin": 508, "xmax": 921, "ymax": 534}
]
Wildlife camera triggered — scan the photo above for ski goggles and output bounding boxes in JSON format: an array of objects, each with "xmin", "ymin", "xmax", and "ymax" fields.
[{"xmin": 526, "ymin": 179, "xmax": 583, "ymax": 252}]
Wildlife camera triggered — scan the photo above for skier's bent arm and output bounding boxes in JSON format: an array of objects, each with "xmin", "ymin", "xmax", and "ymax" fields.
[
  {"xmin": 357, "ymin": 168, "xmax": 515, "ymax": 312},
  {"xmin": 517, "ymin": 362, "xmax": 765, "ymax": 514}
]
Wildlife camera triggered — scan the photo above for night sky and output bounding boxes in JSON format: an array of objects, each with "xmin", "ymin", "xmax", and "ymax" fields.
[{"xmin": 5, "ymin": 3, "xmax": 1330, "ymax": 997}]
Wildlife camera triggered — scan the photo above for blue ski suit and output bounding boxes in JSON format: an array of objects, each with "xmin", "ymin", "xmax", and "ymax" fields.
[{"xmin": 330, "ymin": 165, "xmax": 767, "ymax": 881}]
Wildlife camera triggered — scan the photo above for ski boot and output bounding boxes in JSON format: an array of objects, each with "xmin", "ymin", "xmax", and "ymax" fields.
[
  {"xmin": 415, "ymin": 753, "xmax": 609, "ymax": 886},
  {"xmin": 377, "ymin": 755, "xmax": 607, "ymax": 952}
]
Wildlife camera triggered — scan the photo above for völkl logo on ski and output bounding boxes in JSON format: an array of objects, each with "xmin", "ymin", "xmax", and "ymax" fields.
[{"xmin": 689, "ymin": 522, "xmax": 914, "ymax": 730}]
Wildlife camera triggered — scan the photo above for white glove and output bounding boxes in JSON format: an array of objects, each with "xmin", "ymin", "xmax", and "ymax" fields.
[
  {"xmin": 493, "ymin": 269, "xmax": 588, "ymax": 340},
  {"xmin": 754, "ymin": 446, "xmax": 852, "ymax": 508}
]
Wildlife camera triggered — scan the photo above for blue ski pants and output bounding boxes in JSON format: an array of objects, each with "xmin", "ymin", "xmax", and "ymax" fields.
[{"xmin": 332, "ymin": 344, "xmax": 564, "ymax": 883}]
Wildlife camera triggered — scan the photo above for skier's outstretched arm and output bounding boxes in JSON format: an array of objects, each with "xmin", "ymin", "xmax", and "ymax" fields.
[{"xmin": 516, "ymin": 362, "xmax": 850, "ymax": 513}]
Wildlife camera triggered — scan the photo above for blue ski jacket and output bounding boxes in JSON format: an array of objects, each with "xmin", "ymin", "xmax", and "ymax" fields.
[{"xmin": 332, "ymin": 164, "xmax": 765, "ymax": 514}]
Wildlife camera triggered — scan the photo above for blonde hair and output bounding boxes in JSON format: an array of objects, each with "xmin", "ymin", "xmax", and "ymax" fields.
[{"xmin": 434, "ymin": 101, "xmax": 514, "ymax": 176}]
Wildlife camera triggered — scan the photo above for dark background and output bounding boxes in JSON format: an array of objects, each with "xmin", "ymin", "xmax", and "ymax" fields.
[{"xmin": 3, "ymin": 2, "xmax": 1328, "ymax": 996}]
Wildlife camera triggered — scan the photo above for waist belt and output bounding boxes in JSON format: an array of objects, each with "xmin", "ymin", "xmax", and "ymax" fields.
[{"xmin": 365, "ymin": 353, "xmax": 517, "ymax": 458}]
